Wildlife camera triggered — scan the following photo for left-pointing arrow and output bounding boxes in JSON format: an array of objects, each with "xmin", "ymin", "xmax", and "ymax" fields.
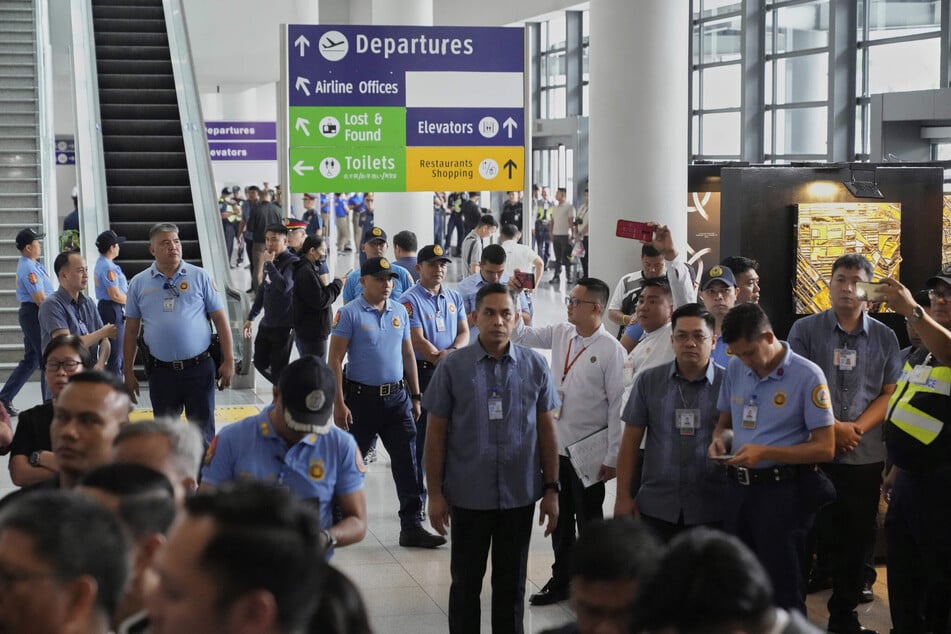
[
  {"xmin": 293, "ymin": 160, "xmax": 314, "ymax": 176},
  {"xmin": 294, "ymin": 34, "xmax": 310, "ymax": 57},
  {"xmin": 295, "ymin": 77, "xmax": 311, "ymax": 96},
  {"xmin": 295, "ymin": 117, "xmax": 311, "ymax": 137}
]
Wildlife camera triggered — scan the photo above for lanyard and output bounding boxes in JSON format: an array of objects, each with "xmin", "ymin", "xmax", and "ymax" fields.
[{"xmin": 563, "ymin": 338, "xmax": 589, "ymax": 378}]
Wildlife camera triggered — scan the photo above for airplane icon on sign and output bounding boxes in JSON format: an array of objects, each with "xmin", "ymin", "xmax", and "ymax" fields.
[
  {"xmin": 318, "ymin": 31, "xmax": 349, "ymax": 61},
  {"xmin": 322, "ymin": 37, "xmax": 344, "ymax": 50}
]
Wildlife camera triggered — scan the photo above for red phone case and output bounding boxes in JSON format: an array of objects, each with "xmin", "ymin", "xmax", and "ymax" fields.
[{"xmin": 616, "ymin": 219, "xmax": 654, "ymax": 242}]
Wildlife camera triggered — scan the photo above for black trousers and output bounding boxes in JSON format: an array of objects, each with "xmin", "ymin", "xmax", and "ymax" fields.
[
  {"xmin": 253, "ymin": 325, "xmax": 294, "ymax": 384},
  {"xmin": 550, "ymin": 454, "xmax": 605, "ymax": 587},
  {"xmin": 886, "ymin": 465, "xmax": 951, "ymax": 634},
  {"xmin": 581, "ymin": 236, "xmax": 589, "ymax": 278},
  {"xmin": 449, "ymin": 504, "xmax": 534, "ymax": 634},
  {"xmin": 416, "ymin": 361, "xmax": 436, "ymax": 503},
  {"xmin": 814, "ymin": 462, "xmax": 883, "ymax": 619},
  {"xmin": 552, "ymin": 234, "xmax": 571, "ymax": 277},
  {"xmin": 640, "ymin": 511, "xmax": 722, "ymax": 544},
  {"xmin": 297, "ymin": 336, "xmax": 328, "ymax": 359}
]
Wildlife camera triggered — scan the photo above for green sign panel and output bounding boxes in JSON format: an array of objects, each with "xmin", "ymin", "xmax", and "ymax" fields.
[
  {"xmin": 288, "ymin": 106, "xmax": 405, "ymax": 148},
  {"xmin": 289, "ymin": 146, "xmax": 407, "ymax": 191}
]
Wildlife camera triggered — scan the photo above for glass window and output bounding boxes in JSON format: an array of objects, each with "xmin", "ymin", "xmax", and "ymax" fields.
[
  {"xmin": 700, "ymin": 0, "xmax": 742, "ymax": 19},
  {"xmin": 693, "ymin": 72, "xmax": 701, "ymax": 110},
  {"xmin": 767, "ymin": 0, "xmax": 830, "ymax": 54},
  {"xmin": 855, "ymin": 104, "xmax": 867, "ymax": 159},
  {"xmin": 693, "ymin": 28, "xmax": 701, "ymax": 66},
  {"xmin": 773, "ymin": 105, "xmax": 828, "ymax": 156},
  {"xmin": 692, "ymin": 115, "xmax": 700, "ymax": 155},
  {"xmin": 701, "ymin": 111, "xmax": 741, "ymax": 156},
  {"xmin": 861, "ymin": 0, "xmax": 940, "ymax": 41},
  {"xmin": 582, "ymin": 84, "xmax": 589, "ymax": 117},
  {"xmin": 546, "ymin": 50, "xmax": 566, "ymax": 87},
  {"xmin": 701, "ymin": 63, "xmax": 741, "ymax": 109},
  {"xmin": 769, "ymin": 52, "xmax": 829, "ymax": 104},
  {"xmin": 548, "ymin": 14, "xmax": 566, "ymax": 52},
  {"xmin": 764, "ymin": 110, "xmax": 773, "ymax": 155},
  {"xmin": 701, "ymin": 16, "xmax": 743, "ymax": 63},
  {"xmin": 547, "ymin": 87, "xmax": 567, "ymax": 119},
  {"xmin": 867, "ymin": 38, "xmax": 940, "ymax": 94}
]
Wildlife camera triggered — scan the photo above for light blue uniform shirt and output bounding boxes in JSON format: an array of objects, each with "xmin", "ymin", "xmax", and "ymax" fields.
[
  {"xmin": 423, "ymin": 340, "xmax": 559, "ymax": 510},
  {"xmin": 716, "ymin": 342, "xmax": 834, "ymax": 468},
  {"xmin": 341, "ymin": 264, "xmax": 414, "ymax": 303},
  {"xmin": 125, "ymin": 262, "xmax": 224, "ymax": 362},
  {"xmin": 331, "ymin": 296, "xmax": 410, "ymax": 384},
  {"xmin": 455, "ymin": 271, "xmax": 530, "ymax": 341},
  {"xmin": 93, "ymin": 255, "xmax": 128, "ymax": 302},
  {"xmin": 201, "ymin": 404, "xmax": 366, "ymax": 545},
  {"xmin": 15, "ymin": 256, "xmax": 54, "ymax": 303},
  {"xmin": 711, "ymin": 337, "xmax": 731, "ymax": 368},
  {"xmin": 788, "ymin": 310, "xmax": 901, "ymax": 465},
  {"xmin": 401, "ymin": 284, "xmax": 466, "ymax": 359}
]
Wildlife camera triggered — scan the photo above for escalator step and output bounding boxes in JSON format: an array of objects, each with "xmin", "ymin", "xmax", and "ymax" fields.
[
  {"xmin": 105, "ymin": 168, "xmax": 190, "ymax": 186},
  {"xmin": 101, "ymin": 119, "xmax": 181, "ymax": 136},
  {"xmin": 103, "ymin": 151, "xmax": 186, "ymax": 169},
  {"xmin": 95, "ymin": 45, "xmax": 169, "ymax": 61},
  {"xmin": 102, "ymin": 135, "xmax": 185, "ymax": 153},
  {"xmin": 100, "ymin": 103, "xmax": 180, "ymax": 121},
  {"xmin": 91, "ymin": 5, "xmax": 164, "ymax": 20},
  {"xmin": 110, "ymin": 221, "xmax": 198, "ymax": 241},
  {"xmin": 98, "ymin": 58, "xmax": 172, "ymax": 75},
  {"xmin": 109, "ymin": 203, "xmax": 194, "ymax": 222},
  {"xmin": 98, "ymin": 88, "xmax": 178, "ymax": 105},
  {"xmin": 119, "ymin": 242, "xmax": 201, "ymax": 262},
  {"xmin": 92, "ymin": 18, "xmax": 165, "ymax": 33},
  {"xmin": 107, "ymin": 185, "xmax": 192, "ymax": 204},
  {"xmin": 97, "ymin": 73, "xmax": 174, "ymax": 90},
  {"xmin": 93, "ymin": 0, "xmax": 163, "ymax": 7},
  {"xmin": 94, "ymin": 31, "xmax": 168, "ymax": 47}
]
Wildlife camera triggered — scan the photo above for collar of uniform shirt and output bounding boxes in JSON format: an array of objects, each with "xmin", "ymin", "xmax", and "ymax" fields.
[
  {"xmin": 669, "ymin": 358, "xmax": 717, "ymax": 384},
  {"xmin": 827, "ymin": 307, "xmax": 869, "ymax": 336}
]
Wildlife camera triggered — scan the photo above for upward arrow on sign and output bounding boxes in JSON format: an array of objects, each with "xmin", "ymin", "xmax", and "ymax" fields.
[
  {"xmin": 502, "ymin": 117, "xmax": 518, "ymax": 139},
  {"xmin": 503, "ymin": 159, "xmax": 517, "ymax": 178},
  {"xmin": 294, "ymin": 35, "xmax": 310, "ymax": 57}
]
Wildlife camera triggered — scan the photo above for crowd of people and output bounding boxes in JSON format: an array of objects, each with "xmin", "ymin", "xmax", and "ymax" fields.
[{"xmin": 0, "ymin": 181, "xmax": 948, "ymax": 634}]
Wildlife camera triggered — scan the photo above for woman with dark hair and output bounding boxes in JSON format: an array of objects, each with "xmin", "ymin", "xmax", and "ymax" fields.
[
  {"xmin": 292, "ymin": 236, "xmax": 348, "ymax": 358},
  {"xmin": 7, "ymin": 334, "xmax": 93, "ymax": 486}
]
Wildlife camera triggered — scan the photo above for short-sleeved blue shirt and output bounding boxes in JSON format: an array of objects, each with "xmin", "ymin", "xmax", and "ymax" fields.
[
  {"xmin": 125, "ymin": 263, "xmax": 224, "ymax": 361},
  {"xmin": 93, "ymin": 255, "xmax": 128, "ymax": 302},
  {"xmin": 455, "ymin": 272, "xmax": 530, "ymax": 341},
  {"xmin": 331, "ymin": 296, "xmax": 410, "ymax": 384},
  {"xmin": 717, "ymin": 342, "xmax": 834, "ymax": 467},
  {"xmin": 201, "ymin": 405, "xmax": 366, "ymax": 543},
  {"xmin": 401, "ymin": 284, "xmax": 466, "ymax": 359},
  {"xmin": 711, "ymin": 337, "xmax": 732, "ymax": 368},
  {"xmin": 15, "ymin": 256, "xmax": 54, "ymax": 303},
  {"xmin": 341, "ymin": 264, "xmax": 414, "ymax": 303},
  {"xmin": 423, "ymin": 340, "xmax": 559, "ymax": 510},
  {"xmin": 788, "ymin": 310, "xmax": 902, "ymax": 465},
  {"xmin": 38, "ymin": 288, "xmax": 105, "ymax": 353}
]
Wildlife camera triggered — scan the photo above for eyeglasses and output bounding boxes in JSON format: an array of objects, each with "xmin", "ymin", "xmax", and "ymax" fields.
[
  {"xmin": 672, "ymin": 333, "xmax": 711, "ymax": 344},
  {"xmin": 0, "ymin": 565, "xmax": 54, "ymax": 590},
  {"xmin": 565, "ymin": 297, "xmax": 598, "ymax": 307},
  {"xmin": 44, "ymin": 359, "xmax": 82, "ymax": 372},
  {"xmin": 928, "ymin": 289, "xmax": 951, "ymax": 301}
]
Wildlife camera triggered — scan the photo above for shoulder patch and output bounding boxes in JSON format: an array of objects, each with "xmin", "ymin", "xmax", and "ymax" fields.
[
  {"xmin": 107, "ymin": 269, "xmax": 117, "ymax": 283},
  {"xmin": 27, "ymin": 272, "xmax": 37, "ymax": 285},
  {"xmin": 403, "ymin": 301, "xmax": 414, "ymax": 318},
  {"xmin": 812, "ymin": 384, "xmax": 831, "ymax": 409},
  {"xmin": 333, "ymin": 310, "xmax": 341, "ymax": 328},
  {"xmin": 203, "ymin": 436, "xmax": 219, "ymax": 466}
]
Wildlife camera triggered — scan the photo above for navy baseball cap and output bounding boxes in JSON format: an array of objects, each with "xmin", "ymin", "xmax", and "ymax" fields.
[
  {"xmin": 363, "ymin": 226, "xmax": 387, "ymax": 243},
  {"xmin": 926, "ymin": 264, "xmax": 951, "ymax": 288},
  {"xmin": 95, "ymin": 230, "xmax": 126, "ymax": 251},
  {"xmin": 279, "ymin": 356, "xmax": 335, "ymax": 434},
  {"xmin": 700, "ymin": 265, "xmax": 737, "ymax": 290},
  {"xmin": 361, "ymin": 257, "xmax": 399, "ymax": 279},
  {"xmin": 417, "ymin": 244, "xmax": 451, "ymax": 264},
  {"xmin": 15, "ymin": 228, "xmax": 44, "ymax": 250}
]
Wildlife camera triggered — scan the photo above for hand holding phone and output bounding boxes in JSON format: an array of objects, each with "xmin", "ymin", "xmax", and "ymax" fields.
[
  {"xmin": 616, "ymin": 219, "xmax": 655, "ymax": 242},
  {"xmin": 514, "ymin": 271, "xmax": 535, "ymax": 290},
  {"xmin": 856, "ymin": 281, "xmax": 888, "ymax": 301}
]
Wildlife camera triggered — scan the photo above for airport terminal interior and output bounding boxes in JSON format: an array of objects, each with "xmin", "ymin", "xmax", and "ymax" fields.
[{"xmin": 2, "ymin": 0, "xmax": 950, "ymax": 632}]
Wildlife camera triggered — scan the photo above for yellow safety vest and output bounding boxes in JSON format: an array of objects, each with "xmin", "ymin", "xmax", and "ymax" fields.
[{"xmin": 886, "ymin": 357, "xmax": 951, "ymax": 445}]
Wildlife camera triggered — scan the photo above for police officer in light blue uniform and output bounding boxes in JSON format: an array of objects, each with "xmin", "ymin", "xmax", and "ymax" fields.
[
  {"xmin": 341, "ymin": 228, "xmax": 414, "ymax": 303},
  {"xmin": 123, "ymin": 223, "xmax": 235, "ymax": 448},
  {"xmin": 401, "ymin": 244, "xmax": 469, "ymax": 509},
  {"xmin": 201, "ymin": 355, "xmax": 367, "ymax": 557},
  {"xmin": 0, "ymin": 229, "xmax": 54, "ymax": 414},
  {"xmin": 329, "ymin": 256, "xmax": 445, "ymax": 549},
  {"xmin": 93, "ymin": 230, "xmax": 128, "ymax": 376},
  {"xmin": 697, "ymin": 264, "xmax": 739, "ymax": 368},
  {"xmin": 456, "ymin": 244, "xmax": 531, "ymax": 342}
]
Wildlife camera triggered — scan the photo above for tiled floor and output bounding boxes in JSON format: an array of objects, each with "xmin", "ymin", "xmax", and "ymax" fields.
[{"xmin": 0, "ymin": 249, "xmax": 896, "ymax": 633}]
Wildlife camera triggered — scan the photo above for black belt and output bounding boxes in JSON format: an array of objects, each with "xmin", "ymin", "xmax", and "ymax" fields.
[
  {"xmin": 345, "ymin": 378, "xmax": 405, "ymax": 397},
  {"xmin": 726, "ymin": 464, "xmax": 808, "ymax": 486},
  {"xmin": 151, "ymin": 350, "xmax": 211, "ymax": 371}
]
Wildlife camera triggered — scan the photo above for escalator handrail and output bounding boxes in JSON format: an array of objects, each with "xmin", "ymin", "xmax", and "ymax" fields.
[{"xmin": 34, "ymin": 0, "xmax": 59, "ymax": 275}]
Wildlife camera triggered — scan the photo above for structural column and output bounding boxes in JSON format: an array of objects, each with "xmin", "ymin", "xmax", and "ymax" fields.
[
  {"xmin": 352, "ymin": 0, "xmax": 436, "ymax": 252},
  {"xmin": 588, "ymin": 0, "xmax": 688, "ymax": 287}
]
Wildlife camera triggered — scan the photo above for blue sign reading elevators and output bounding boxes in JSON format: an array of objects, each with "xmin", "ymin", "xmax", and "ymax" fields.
[
  {"xmin": 287, "ymin": 25, "xmax": 524, "ymax": 108},
  {"xmin": 405, "ymin": 108, "xmax": 524, "ymax": 147}
]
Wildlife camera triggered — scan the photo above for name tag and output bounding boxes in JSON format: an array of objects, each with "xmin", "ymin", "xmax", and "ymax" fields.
[
  {"xmin": 488, "ymin": 397, "xmax": 503, "ymax": 420},
  {"xmin": 675, "ymin": 408, "xmax": 700, "ymax": 436},
  {"xmin": 834, "ymin": 348, "xmax": 857, "ymax": 371},
  {"xmin": 742, "ymin": 402, "xmax": 758, "ymax": 430},
  {"xmin": 911, "ymin": 364, "xmax": 932, "ymax": 385},
  {"xmin": 163, "ymin": 297, "xmax": 175, "ymax": 312},
  {"xmin": 435, "ymin": 314, "xmax": 446, "ymax": 332}
]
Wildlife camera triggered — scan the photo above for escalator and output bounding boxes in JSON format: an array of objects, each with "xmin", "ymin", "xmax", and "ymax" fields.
[{"xmin": 72, "ymin": 0, "xmax": 251, "ymax": 380}]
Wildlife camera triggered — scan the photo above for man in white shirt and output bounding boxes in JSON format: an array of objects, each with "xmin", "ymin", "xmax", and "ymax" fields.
[
  {"xmin": 621, "ymin": 278, "xmax": 675, "ymax": 405},
  {"xmin": 608, "ymin": 223, "xmax": 696, "ymax": 339},
  {"xmin": 509, "ymin": 278, "xmax": 626, "ymax": 606},
  {"xmin": 500, "ymin": 224, "xmax": 544, "ymax": 286},
  {"xmin": 549, "ymin": 187, "xmax": 576, "ymax": 286}
]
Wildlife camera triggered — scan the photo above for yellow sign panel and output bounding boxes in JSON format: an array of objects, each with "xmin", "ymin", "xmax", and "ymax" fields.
[{"xmin": 406, "ymin": 146, "xmax": 522, "ymax": 191}]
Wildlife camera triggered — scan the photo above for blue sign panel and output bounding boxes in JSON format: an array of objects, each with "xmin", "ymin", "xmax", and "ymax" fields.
[{"xmin": 405, "ymin": 108, "xmax": 523, "ymax": 147}]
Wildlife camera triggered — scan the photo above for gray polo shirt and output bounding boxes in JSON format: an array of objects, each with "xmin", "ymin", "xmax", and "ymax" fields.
[
  {"xmin": 38, "ymin": 287, "xmax": 104, "ymax": 355},
  {"xmin": 788, "ymin": 309, "xmax": 902, "ymax": 465},
  {"xmin": 623, "ymin": 359, "xmax": 726, "ymax": 525},
  {"xmin": 422, "ymin": 339, "xmax": 559, "ymax": 510}
]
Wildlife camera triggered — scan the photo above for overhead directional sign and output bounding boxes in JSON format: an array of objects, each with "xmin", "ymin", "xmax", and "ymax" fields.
[{"xmin": 285, "ymin": 24, "xmax": 525, "ymax": 193}]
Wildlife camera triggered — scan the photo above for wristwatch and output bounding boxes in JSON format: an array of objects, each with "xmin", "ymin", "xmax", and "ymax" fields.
[
  {"xmin": 410, "ymin": 393, "xmax": 422, "ymax": 400},
  {"xmin": 29, "ymin": 451, "xmax": 41, "ymax": 468},
  {"xmin": 542, "ymin": 481, "xmax": 561, "ymax": 494},
  {"xmin": 322, "ymin": 529, "xmax": 338, "ymax": 550},
  {"xmin": 909, "ymin": 304, "xmax": 924, "ymax": 322}
]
